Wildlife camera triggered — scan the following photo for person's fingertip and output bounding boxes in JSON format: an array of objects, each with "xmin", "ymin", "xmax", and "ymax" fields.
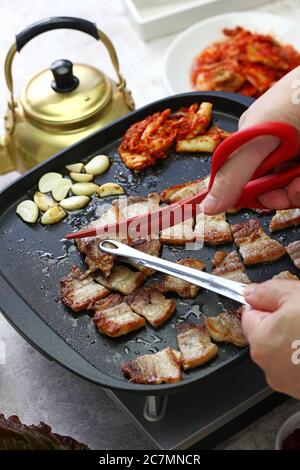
[
  {"xmin": 258, "ymin": 189, "xmax": 290, "ymax": 209},
  {"xmin": 244, "ymin": 283, "xmax": 259, "ymax": 298},
  {"xmin": 238, "ymin": 111, "xmax": 248, "ymax": 129},
  {"xmin": 241, "ymin": 307, "xmax": 256, "ymax": 339},
  {"xmin": 242, "ymin": 308, "xmax": 269, "ymax": 339},
  {"xmin": 287, "ymin": 177, "xmax": 300, "ymax": 207},
  {"xmin": 200, "ymin": 194, "xmax": 220, "ymax": 214}
]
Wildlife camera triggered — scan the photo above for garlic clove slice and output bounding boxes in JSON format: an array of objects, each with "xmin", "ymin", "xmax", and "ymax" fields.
[
  {"xmin": 71, "ymin": 182, "xmax": 99, "ymax": 196},
  {"xmin": 60, "ymin": 195, "xmax": 90, "ymax": 211},
  {"xmin": 41, "ymin": 206, "xmax": 67, "ymax": 225},
  {"xmin": 84, "ymin": 155, "xmax": 110, "ymax": 175},
  {"xmin": 16, "ymin": 200, "xmax": 39, "ymax": 224},
  {"xmin": 38, "ymin": 172, "xmax": 63, "ymax": 193},
  {"xmin": 97, "ymin": 182, "xmax": 125, "ymax": 198}
]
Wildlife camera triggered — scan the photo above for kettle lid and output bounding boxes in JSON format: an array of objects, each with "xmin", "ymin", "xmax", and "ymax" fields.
[{"xmin": 21, "ymin": 60, "xmax": 112, "ymax": 127}]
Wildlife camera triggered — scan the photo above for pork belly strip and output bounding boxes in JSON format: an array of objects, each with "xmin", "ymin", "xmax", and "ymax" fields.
[
  {"xmin": 114, "ymin": 193, "xmax": 160, "ymax": 219},
  {"xmin": 194, "ymin": 212, "xmax": 232, "ymax": 246},
  {"xmin": 159, "ymin": 258, "xmax": 205, "ymax": 299},
  {"xmin": 204, "ymin": 308, "xmax": 248, "ymax": 347},
  {"xmin": 76, "ymin": 194, "xmax": 160, "ymax": 275},
  {"xmin": 93, "ymin": 265, "xmax": 145, "ymax": 295},
  {"xmin": 160, "ymin": 218, "xmax": 195, "ymax": 245},
  {"xmin": 272, "ymin": 271, "xmax": 299, "ymax": 280},
  {"xmin": 287, "ymin": 241, "xmax": 300, "ymax": 269},
  {"xmin": 122, "ymin": 347, "xmax": 182, "ymax": 384},
  {"xmin": 176, "ymin": 323, "xmax": 218, "ymax": 370},
  {"xmin": 93, "ymin": 294, "xmax": 145, "ymax": 337},
  {"xmin": 211, "ymin": 250, "xmax": 251, "ymax": 284},
  {"xmin": 269, "ymin": 209, "xmax": 300, "ymax": 232},
  {"xmin": 75, "ymin": 206, "xmax": 120, "ymax": 276},
  {"xmin": 60, "ymin": 266, "xmax": 109, "ymax": 313},
  {"xmin": 126, "ymin": 287, "xmax": 176, "ymax": 327},
  {"xmin": 160, "ymin": 176, "xmax": 209, "ymax": 203},
  {"xmin": 129, "ymin": 239, "xmax": 161, "ymax": 276},
  {"xmin": 231, "ymin": 219, "xmax": 286, "ymax": 265}
]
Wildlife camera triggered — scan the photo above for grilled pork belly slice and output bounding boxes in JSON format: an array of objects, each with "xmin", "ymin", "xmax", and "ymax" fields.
[
  {"xmin": 211, "ymin": 250, "xmax": 251, "ymax": 284},
  {"xmin": 176, "ymin": 323, "xmax": 218, "ymax": 370},
  {"xmin": 231, "ymin": 219, "xmax": 286, "ymax": 265},
  {"xmin": 272, "ymin": 271, "xmax": 299, "ymax": 280},
  {"xmin": 126, "ymin": 287, "xmax": 176, "ymax": 327},
  {"xmin": 194, "ymin": 212, "xmax": 232, "ymax": 246},
  {"xmin": 159, "ymin": 258, "xmax": 205, "ymax": 298},
  {"xmin": 78, "ymin": 238, "xmax": 116, "ymax": 276},
  {"xmin": 253, "ymin": 208, "xmax": 273, "ymax": 215},
  {"xmin": 122, "ymin": 347, "xmax": 182, "ymax": 384},
  {"xmin": 160, "ymin": 177, "xmax": 209, "ymax": 204},
  {"xmin": 129, "ymin": 239, "xmax": 161, "ymax": 276},
  {"xmin": 76, "ymin": 194, "xmax": 160, "ymax": 275},
  {"xmin": 93, "ymin": 265, "xmax": 145, "ymax": 295},
  {"xmin": 204, "ymin": 308, "xmax": 248, "ymax": 347},
  {"xmin": 160, "ymin": 218, "xmax": 195, "ymax": 245},
  {"xmin": 60, "ymin": 266, "xmax": 109, "ymax": 313},
  {"xmin": 287, "ymin": 241, "xmax": 300, "ymax": 269},
  {"xmin": 269, "ymin": 209, "xmax": 300, "ymax": 232},
  {"xmin": 93, "ymin": 294, "xmax": 145, "ymax": 337},
  {"xmin": 115, "ymin": 193, "xmax": 160, "ymax": 220},
  {"xmin": 76, "ymin": 206, "xmax": 121, "ymax": 276}
]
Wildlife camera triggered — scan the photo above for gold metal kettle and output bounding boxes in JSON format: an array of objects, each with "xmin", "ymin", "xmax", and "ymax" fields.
[{"xmin": 0, "ymin": 16, "xmax": 134, "ymax": 174}]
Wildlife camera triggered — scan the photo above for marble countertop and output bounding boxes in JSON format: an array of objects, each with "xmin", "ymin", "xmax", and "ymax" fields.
[{"xmin": 0, "ymin": 0, "xmax": 299, "ymax": 450}]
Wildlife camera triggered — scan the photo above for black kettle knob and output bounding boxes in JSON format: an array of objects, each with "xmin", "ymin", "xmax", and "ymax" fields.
[{"xmin": 51, "ymin": 59, "xmax": 79, "ymax": 93}]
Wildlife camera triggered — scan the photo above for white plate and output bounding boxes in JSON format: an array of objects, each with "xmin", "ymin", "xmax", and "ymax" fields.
[{"xmin": 164, "ymin": 12, "xmax": 300, "ymax": 95}]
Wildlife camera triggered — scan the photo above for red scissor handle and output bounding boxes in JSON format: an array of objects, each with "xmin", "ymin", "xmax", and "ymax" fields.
[{"xmin": 209, "ymin": 121, "xmax": 300, "ymax": 208}]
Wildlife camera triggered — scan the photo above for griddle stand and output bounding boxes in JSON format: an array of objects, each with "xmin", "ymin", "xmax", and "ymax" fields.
[
  {"xmin": 105, "ymin": 357, "xmax": 288, "ymax": 449},
  {"xmin": 143, "ymin": 396, "xmax": 169, "ymax": 422}
]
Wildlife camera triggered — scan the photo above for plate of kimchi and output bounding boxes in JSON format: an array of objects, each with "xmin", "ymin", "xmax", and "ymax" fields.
[{"xmin": 164, "ymin": 12, "xmax": 300, "ymax": 98}]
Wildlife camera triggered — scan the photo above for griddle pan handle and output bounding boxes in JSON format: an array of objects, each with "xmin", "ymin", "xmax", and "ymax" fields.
[{"xmin": 16, "ymin": 16, "xmax": 98, "ymax": 51}]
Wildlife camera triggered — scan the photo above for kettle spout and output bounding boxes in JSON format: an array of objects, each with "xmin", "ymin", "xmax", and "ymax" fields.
[{"xmin": 0, "ymin": 135, "xmax": 15, "ymax": 174}]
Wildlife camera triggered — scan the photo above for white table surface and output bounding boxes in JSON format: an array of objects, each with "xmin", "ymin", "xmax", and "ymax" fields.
[{"xmin": 0, "ymin": 0, "xmax": 299, "ymax": 450}]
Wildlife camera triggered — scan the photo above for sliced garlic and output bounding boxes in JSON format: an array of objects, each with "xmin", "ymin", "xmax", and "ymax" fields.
[
  {"xmin": 69, "ymin": 172, "xmax": 94, "ymax": 182},
  {"xmin": 34, "ymin": 192, "xmax": 56, "ymax": 212},
  {"xmin": 60, "ymin": 195, "xmax": 90, "ymax": 211},
  {"xmin": 71, "ymin": 182, "xmax": 98, "ymax": 196},
  {"xmin": 41, "ymin": 206, "xmax": 66, "ymax": 225},
  {"xmin": 65, "ymin": 163, "xmax": 84, "ymax": 173},
  {"xmin": 84, "ymin": 154, "xmax": 110, "ymax": 175},
  {"xmin": 16, "ymin": 200, "xmax": 39, "ymax": 224},
  {"xmin": 52, "ymin": 178, "xmax": 72, "ymax": 201},
  {"xmin": 97, "ymin": 182, "xmax": 125, "ymax": 198},
  {"xmin": 38, "ymin": 172, "xmax": 63, "ymax": 193}
]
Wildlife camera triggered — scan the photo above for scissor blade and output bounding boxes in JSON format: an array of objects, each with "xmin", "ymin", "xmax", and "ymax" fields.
[{"xmin": 65, "ymin": 189, "xmax": 209, "ymax": 240}]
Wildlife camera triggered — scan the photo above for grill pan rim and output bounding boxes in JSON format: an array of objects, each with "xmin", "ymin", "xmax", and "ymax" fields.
[{"xmin": 0, "ymin": 91, "xmax": 253, "ymax": 395}]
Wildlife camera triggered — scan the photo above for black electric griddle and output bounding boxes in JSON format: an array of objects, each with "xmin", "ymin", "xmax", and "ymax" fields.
[{"xmin": 0, "ymin": 92, "xmax": 298, "ymax": 396}]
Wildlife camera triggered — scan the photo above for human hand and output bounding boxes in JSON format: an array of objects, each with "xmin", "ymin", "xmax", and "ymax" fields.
[
  {"xmin": 201, "ymin": 66, "xmax": 300, "ymax": 214},
  {"xmin": 243, "ymin": 280, "xmax": 300, "ymax": 399}
]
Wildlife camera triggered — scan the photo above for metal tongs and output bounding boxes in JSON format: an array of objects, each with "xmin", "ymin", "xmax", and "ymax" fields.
[{"xmin": 100, "ymin": 240, "xmax": 248, "ymax": 305}]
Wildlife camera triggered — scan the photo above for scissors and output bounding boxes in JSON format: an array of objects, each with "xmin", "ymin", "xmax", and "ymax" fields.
[{"xmin": 65, "ymin": 121, "xmax": 300, "ymax": 241}]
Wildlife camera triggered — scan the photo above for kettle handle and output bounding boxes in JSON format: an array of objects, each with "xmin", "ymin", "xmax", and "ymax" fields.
[
  {"xmin": 4, "ymin": 16, "xmax": 134, "ymax": 134},
  {"xmin": 15, "ymin": 17, "xmax": 99, "ymax": 50}
]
